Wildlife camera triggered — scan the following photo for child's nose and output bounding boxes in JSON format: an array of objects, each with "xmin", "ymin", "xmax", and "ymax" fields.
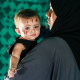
[{"xmin": 31, "ymin": 28, "xmax": 35, "ymax": 33}]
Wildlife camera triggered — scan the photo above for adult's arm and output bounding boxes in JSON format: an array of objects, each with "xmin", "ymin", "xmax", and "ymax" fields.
[{"xmin": 13, "ymin": 37, "xmax": 80, "ymax": 80}]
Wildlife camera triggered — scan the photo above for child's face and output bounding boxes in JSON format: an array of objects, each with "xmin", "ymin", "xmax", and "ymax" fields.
[{"xmin": 17, "ymin": 17, "xmax": 40, "ymax": 41}]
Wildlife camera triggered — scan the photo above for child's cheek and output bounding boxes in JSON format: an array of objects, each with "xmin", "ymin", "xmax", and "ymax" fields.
[
  {"xmin": 22, "ymin": 30, "xmax": 26, "ymax": 34},
  {"xmin": 25, "ymin": 31, "xmax": 29, "ymax": 34},
  {"xmin": 23, "ymin": 30, "xmax": 29, "ymax": 34}
]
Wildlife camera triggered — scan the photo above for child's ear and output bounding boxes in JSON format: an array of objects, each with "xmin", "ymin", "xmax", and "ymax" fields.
[{"xmin": 15, "ymin": 28, "xmax": 21, "ymax": 35}]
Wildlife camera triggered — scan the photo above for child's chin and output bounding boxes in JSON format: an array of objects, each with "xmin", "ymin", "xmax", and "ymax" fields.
[{"xmin": 30, "ymin": 38, "xmax": 36, "ymax": 41}]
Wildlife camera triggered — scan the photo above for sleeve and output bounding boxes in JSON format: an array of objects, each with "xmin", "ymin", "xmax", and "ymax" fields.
[
  {"xmin": 7, "ymin": 37, "xmax": 27, "ymax": 54},
  {"xmin": 7, "ymin": 37, "xmax": 20, "ymax": 54},
  {"xmin": 7, "ymin": 42, "xmax": 16, "ymax": 54},
  {"xmin": 7, "ymin": 37, "xmax": 37, "ymax": 55}
]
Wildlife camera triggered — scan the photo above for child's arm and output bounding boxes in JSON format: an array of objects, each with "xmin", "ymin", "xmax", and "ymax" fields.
[{"xmin": 8, "ymin": 43, "xmax": 25, "ymax": 78}]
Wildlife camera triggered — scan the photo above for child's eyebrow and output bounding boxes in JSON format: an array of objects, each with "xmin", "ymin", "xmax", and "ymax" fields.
[
  {"xmin": 25, "ymin": 25, "xmax": 31, "ymax": 27},
  {"xmin": 25, "ymin": 24, "xmax": 39, "ymax": 27},
  {"xmin": 34, "ymin": 24, "xmax": 39, "ymax": 25}
]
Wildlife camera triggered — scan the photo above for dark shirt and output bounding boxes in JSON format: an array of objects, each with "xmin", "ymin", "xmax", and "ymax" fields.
[{"xmin": 7, "ymin": 37, "xmax": 37, "ymax": 63}]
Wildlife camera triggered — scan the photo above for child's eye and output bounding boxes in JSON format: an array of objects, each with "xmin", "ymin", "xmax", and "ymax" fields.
[
  {"xmin": 34, "ymin": 26, "xmax": 39, "ymax": 28},
  {"xmin": 26, "ymin": 27, "xmax": 30, "ymax": 30}
]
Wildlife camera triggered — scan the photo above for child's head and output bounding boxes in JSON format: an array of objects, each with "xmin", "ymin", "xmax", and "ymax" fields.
[{"xmin": 14, "ymin": 9, "xmax": 41, "ymax": 41}]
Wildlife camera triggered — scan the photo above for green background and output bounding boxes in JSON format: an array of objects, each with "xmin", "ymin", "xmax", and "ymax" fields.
[{"xmin": 0, "ymin": 0, "xmax": 50, "ymax": 79}]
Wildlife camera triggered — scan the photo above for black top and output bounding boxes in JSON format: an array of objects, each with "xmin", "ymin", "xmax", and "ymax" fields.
[
  {"xmin": 7, "ymin": 37, "xmax": 37, "ymax": 63},
  {"xmin": 50, "ymin": 0, "xmax": 80, "ymax": 69}
]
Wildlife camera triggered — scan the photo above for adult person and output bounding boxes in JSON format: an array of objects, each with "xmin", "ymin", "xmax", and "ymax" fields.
[
  {"xmin": 9, "ymin": 0, "xmax": 80, "ymax": 80},
  {"xmin": 47, "ymin": 0, "xmax": 80, "ymax": 70}
]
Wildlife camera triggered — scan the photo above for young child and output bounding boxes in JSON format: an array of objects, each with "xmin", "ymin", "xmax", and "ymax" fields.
[{"xmin": 7, "ymin": 9, "xmax": 41, "ymax": 78}]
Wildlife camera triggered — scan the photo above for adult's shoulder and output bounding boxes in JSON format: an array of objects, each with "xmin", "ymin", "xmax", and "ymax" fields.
[
  {"xmin": 40, "ymin": 37, "xmax": 70, "ymax": 48},
  {"xmin": 37, "ymin": 36, "xmax": 73, "ymax": 58}
]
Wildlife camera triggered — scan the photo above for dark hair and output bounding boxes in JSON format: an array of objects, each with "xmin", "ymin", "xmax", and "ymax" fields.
[{"xmin": 14, "ymin": 9, "xmax": 40, "ymax": 27}]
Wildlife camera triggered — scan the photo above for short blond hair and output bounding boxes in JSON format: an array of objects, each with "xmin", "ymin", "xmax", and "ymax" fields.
[{"xmin": 14, "ymin": 9, "xmax": 40, "ymax": 28}]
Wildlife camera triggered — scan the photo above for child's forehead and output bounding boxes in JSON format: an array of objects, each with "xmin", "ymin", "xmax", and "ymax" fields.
[
  {"xmin": 17, "ymin": 16, "xmax": 40, "ymax": 27},
  {"xmin": 18, "ymin": 17, "xmax": 40, "ymax": 25},
  {"xmin": 20, "ymin": 16, "xmax": 39, "ymax": 21}
]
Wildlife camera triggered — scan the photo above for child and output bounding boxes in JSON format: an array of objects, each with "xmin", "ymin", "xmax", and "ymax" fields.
[{"xmin": 7, "ymin": 9, "xmax": 41, "ymax": 78}]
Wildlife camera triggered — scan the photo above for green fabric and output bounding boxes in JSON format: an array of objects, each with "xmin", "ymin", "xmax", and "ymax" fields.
[{"xmin": 0, "ymin": 0, "xmax": 49, "ymax": 80}]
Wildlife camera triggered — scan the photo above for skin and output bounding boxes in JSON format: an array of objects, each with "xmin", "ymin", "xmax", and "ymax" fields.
[
  {"xmin": 8, "ymin": 16, "xmax": 41, "ymax": 78},
  {"xmin": 15, "ymin": 17, "xmax": 41, "ymax": 41},
  {"xmin": 46, "ymin": 2, "xmax": 57, "ymax": 30}
]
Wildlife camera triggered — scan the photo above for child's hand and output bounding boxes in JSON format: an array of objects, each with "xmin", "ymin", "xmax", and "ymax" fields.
[{"xmin": 8, "ymin": 69, "xmax": 17, "ymax": 78}]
